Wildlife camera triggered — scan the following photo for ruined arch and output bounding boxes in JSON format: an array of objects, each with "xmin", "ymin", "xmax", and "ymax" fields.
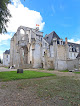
[
  {"xmin": 20, "ymin": 28, "xmax": 25, "ymax": 35},
  {"xmin": 17, "ymin": 26, "xmax": 30, "ymax": 42},
  {"xmin": 21, "ymin": 46, "xmax": 28, "ymax": 64}
]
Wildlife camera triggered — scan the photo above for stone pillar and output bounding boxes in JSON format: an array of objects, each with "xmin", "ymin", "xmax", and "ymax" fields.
[
  {"xmin": 53, "ymin": 38, "xmax": 58, "ymax": 70},
  {"xmin": 10, "ymin": 39, "xmax": 14, "ymax": 67},
  {"xmin": 65, "ymin": 37, "xmax": 69, "ymax": 60}
]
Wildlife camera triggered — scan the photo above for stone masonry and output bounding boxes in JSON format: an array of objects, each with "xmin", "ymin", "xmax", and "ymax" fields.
[{"xmin": 10, "ymin": 26, "xmax": 80, "ymax": 70}]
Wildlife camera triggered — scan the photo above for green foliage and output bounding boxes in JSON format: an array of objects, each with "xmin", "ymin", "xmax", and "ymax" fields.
[
  {"xmin": 0, "ymin": 70, "xmax": 55, "ymax": 81},
  {"xmin": 0, "ymin": 0, "xmax": 11, "ymax": 33},
  {"xmin": 0, "ymin": 58, "xmax": 1, "ymax": 63}
]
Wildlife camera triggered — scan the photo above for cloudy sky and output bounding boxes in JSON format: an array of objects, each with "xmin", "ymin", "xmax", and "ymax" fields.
[{"xmin": 0, "ymin": 0, "xmax": 80, "ymax": 59}]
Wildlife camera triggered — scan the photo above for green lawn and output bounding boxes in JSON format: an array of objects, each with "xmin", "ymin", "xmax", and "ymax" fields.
[
  {"xmin": 0, "ymin": 70, "xmax": 55, "ymax": 81},
  {"xmin": 60, "ymin": 69, "xmax": 69, "ymax": 72},
  {"xmin": 73, "ymin": 72, "xmax": 80, "ymax": 74},
  {"xmin": 4, "ymin": 67, "xmax": 8, "ymax": 69}
]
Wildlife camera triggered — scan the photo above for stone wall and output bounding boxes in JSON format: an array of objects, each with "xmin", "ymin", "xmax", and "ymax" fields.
[
  {"xmin": 67, "ymin": 59, "xmax": 79, "ymax": 70},
  {"xmin": 10, "ymin": 26, "xmax": 43, "ymax": 69},
  {"xmin": 57, "ymin": 45, "xmax": 67, "ymax": 60},
  {"xmin": 57, "ymin": 60, "xmax": 67, "ymax": 70},
  {"xmin": 10, "ymin": 26, "xmax": 80, "ymax": 70},
  {"xmin": 57, "ymin": 59, "xmax": 79, "ymax": 70}
]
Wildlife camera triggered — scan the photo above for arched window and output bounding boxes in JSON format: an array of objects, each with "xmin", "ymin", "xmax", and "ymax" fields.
[
  {"xmin": 76, "ymin": 47, "xmax": 79, "ymax": 52},
  {"xmin": 20, "ymin": 29, "xmax": 25, "ymax": 35},
  {"xmin": 20, "ymin": 29, "xmax": 25, "ymax": 40}
]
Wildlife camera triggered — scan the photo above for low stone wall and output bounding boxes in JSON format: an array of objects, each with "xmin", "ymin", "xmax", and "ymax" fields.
[
  {"xmin": 67, "ymin": 59, "xmax": 79, "ymax": 70},
  {"xmin": 57, "ymin": 59, "xmax": 79, "ymax": 70},
  {"xmin": 16, "ymin": 64, "xmax": 33, "ymax": 69},
  {"xmin": 57, "ymin": 60, "xmax": 67, "ymax": 70}
]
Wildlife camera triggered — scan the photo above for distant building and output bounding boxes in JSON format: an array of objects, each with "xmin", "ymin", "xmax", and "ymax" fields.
[{"xmin": 3, "ymin": 50, "xmax": 10, "ymax": 67}]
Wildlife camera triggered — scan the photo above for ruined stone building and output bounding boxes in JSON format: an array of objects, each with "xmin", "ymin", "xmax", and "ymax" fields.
[
  {"xmin": 3, "ymin": 49, "xmax": 10, "ymax": 66},
  {"xmin": 10, "ymin": 26, "xmax": 80, "ymax": 70}
]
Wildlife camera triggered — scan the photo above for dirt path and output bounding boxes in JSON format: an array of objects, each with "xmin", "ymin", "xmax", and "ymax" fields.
[{"xmin": 0, "ymin": 67, "xmax": 80, "ymax": 106}]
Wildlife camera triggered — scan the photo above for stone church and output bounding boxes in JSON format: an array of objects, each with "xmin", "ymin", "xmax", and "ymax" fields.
[{"xmin": 10, "ymin": 26, "xmax": 80, "ymax": 70}]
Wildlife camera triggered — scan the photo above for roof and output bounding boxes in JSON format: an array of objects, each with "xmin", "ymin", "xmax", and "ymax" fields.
[
  {"xmin": 44, "ymin": 31, "xmax": 60, "ymax": 45},
  {"xmin": 67, "ymin": 42, "xmax": 80, "ymax": 52},
  {"xmin": 4, "ymin": 49, "xmax": 10, "ymax": 54}
]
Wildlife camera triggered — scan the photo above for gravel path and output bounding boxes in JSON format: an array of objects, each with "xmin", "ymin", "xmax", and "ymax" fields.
[{"xmin": 0, "ymin": 67, "xmax": 17, "ymax": 72}]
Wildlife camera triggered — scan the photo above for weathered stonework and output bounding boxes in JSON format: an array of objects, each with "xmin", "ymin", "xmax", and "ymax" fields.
[{"xmin": 9, "ymin": 26, "xmax": 80, "ymax": 70}]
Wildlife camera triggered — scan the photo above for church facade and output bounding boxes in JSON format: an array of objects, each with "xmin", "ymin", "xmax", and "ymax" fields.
[{"xmin": 10, "ymin": 26, "xmax": 80, "ymax": 70}]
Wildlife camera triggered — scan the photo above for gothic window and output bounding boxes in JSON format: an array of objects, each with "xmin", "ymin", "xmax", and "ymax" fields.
[
  {"xmin": 20, "ymin": 29, "xmax": 25, "ymax": 40},
  {"xmin": 20, "ymin": 29, "xmax": 25, "ymax": 35},
  {"xmin": 76, "ymin": 47, "xmax": 79, "ymax": 52}
]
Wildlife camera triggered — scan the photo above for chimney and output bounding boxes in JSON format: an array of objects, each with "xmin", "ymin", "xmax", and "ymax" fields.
[
  {"xmin": 65, "ymin": 37, "xmax": 67, "ymax": 44},
  {"xmin": 36, "ymin": 27, "xmax": 39, "ymax": 31}
]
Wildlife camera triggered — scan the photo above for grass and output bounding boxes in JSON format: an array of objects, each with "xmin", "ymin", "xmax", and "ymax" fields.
[
  {"xmin": 0, "ymin": 71, "xmax": 80, "ymax": 106},
  {"xmin": 38, "ymin": 68, "xmax": 44, "ymax": 70},
  {"xmin": 38, "ymin": 68, "xmax": 54, "ymax": 71},
  {"xmin": 0, "ymin": 70, "xmax": 55, "ymax": 81},
  {"xmin": 47, "ymin": 68, "xmax": 54, "ymax": 71},
  {"xmin": 60, "ymin": 69, "xmax": 69, "ymax": 72},
  {"xmin": 5, "ymin": 67, "xmax": 8, "ymax": 69},
  {"xmin": 73, "ymin": 72, "xmax": 80, "ymax": 74},
  {"xmin": 16, "ymin": 76, "xmax": 80, "ymax": 106},
  {"xmin": 36, "ymin": 76, "xmax": 80, "ymax": 105}
]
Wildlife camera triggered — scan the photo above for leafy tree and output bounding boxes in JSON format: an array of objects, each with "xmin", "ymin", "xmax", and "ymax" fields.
[
  {"xmin": 0, "ymin": 58, "xmax": 1, "ymax": 63},
  {"xmin": 0, "ymin": 0, "xmax": 11, "ymax": 33}
]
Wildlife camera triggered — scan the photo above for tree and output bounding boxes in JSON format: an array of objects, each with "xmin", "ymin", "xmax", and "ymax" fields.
[
  {"xmin": 0, "ymin": 0, "xmax": 11, "ymax": 33},
  {"xmin": 0, "ymin": 58, "xmax": 1, "ymax": 63}
]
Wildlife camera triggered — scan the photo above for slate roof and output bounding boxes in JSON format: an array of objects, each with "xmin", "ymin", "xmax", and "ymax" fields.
[
  {"xmin": 4, "ymin": 49, "xmax": 10, "ymax": 54},
  {"xmin": 44, "ymin": 31, "xmax": 80, "ymax": 52},
  {"xmin": 67, "ymin": 42, "xmax": 80, "ymax": 52},
  {"xmin": 44, "ymin": 31, "xmax": 60, "ymax": 45}
]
